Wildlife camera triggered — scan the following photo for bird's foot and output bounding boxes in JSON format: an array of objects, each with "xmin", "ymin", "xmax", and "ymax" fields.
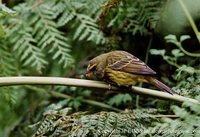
[
  {"xmin": 118, "ymin": 85, "xmax": 132, "ymax": 91},
  {"xmin": 107, "ymin": 84, "xmax": 132, "ymax": 92},
  {"xmin": 107, "ymin": 84, "xmax": 121, "ymax": 94},
  {"xmin": 108, "ymin": 84, "xmax": 111, "ymax": 90}
]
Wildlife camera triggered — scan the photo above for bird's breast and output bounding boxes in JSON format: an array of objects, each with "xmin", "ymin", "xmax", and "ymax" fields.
[{"xmin": 104, "ymin": 68, "xmax": 147, "ymax": 86}]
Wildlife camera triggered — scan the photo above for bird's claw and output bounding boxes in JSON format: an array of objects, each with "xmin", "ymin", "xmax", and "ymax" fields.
[{"xmin": 108, "ymin": 84, "xmax": 112, "ymax": 90}]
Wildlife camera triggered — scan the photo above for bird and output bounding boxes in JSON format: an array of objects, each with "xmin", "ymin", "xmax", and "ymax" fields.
[{"xmin": 86, "ymin": 50, "xmax": 176, "ymax": 95}]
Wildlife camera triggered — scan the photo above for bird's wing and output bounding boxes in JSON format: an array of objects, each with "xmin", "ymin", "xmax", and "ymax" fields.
[{"xmin": 107, "ymin": 52, "xmax": 156, "ymax": 75}]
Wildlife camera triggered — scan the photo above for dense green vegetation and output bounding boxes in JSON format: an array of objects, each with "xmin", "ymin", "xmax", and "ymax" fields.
[{"xmin": 0, "ymin": 0, "xmax": 199, "ymax": 136}]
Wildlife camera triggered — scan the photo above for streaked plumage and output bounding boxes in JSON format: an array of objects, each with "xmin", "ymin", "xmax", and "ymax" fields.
[{"xmin": 86, "ymin": 50, "xmax": 175, "ymax": 95}]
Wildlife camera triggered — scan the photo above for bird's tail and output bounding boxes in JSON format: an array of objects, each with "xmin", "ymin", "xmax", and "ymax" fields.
[{"xmin": 147, "ymin": 77, "xmax": 176, "ymax": 95}]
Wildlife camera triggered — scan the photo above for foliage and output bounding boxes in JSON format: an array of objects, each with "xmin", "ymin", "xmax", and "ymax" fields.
[
  {"xmin": 147, "ymin": 34, "xmax": 200, "ymax": 136},
  {"xmin": 107, "ymin": 93, "xmax": 132, "ymax": 106},
  {"xmin": 140, "ymin": 96, "xmax": 200, "ymax": 137},
  {"xmin": 150, "ymin": 35, "xmax": 200, "ymax": 97},
  {"xmin": 0, "ymin": 0, "xmax": 107, "ymax": 134},
  {"xmin": 0, "ymin": 4, "xmax": 15, "ymax": 37},
  {"xmin": 7, "ymin": 2, "xmax": 74, "ymax": 72},
  {"xmin": 0, "ymin": 0, "xmax": 199, "ymax": 137},
  {"xmin": 32, "ymin": 106, "xmax": 156, "ymax": 137},
  {"xmin": 99, "ymin": 0, "xmax": 166, "ymax": 35}
]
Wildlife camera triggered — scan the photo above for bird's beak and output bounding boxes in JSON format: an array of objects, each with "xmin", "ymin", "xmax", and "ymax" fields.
[{"xmin": 85, "ymin": 71, "xmax": 94, "ymax": 78}]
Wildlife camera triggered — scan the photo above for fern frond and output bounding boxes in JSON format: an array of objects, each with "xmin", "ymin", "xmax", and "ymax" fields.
[
  {"xmin": 82, "ymin": 0, "xmax": 105, "ymax": 19},
  {"xmin": 31, "ymin": 2, "xmax": 74, "ymax": 68},
  {"xmin": 106, "ymin": 0, "xmax": 166, "ymax": 35},
  {"xmin": 55, "ymin": 0, "xmax": 106, "ymax": 45},
  {"xmin": 56, "ymin": 1, "xmax": 76, "ymax": 27},
  {"xmin": 9, "ymin": 24, "xmax": 47, "ymax": 72},
  {"xmin": 0, "ymin": 41, "xmax": 16, "ymax": 76},
  {"xmin": 140, "ymin": 96, "xmax": 200, "ymax": 136},
  {"xmin": 33, "ymin": 108, "xmax": 155, "ymax": 137},
  {"xmin": 74, "ymin": 13, "xmax": 105, "ymax": 44},
  {"xmin": 107, "ymin": 93, "xmax": 132, "ymax": 106},
  {"xmin": 127, "ymin": 0, "xmax": 163, "ymax": 35}
]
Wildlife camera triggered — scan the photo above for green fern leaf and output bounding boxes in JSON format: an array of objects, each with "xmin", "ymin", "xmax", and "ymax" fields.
[
  {"xmin": 31, "ymin": 2, "xmax": 74, "ymax": 68},
  {"xmin": 107, "ymin": 93, "xmax": 132, "ymax": 106},
  {"xmin": 9, "ymin": 25, "xmax": 47, "ymax": 72}
]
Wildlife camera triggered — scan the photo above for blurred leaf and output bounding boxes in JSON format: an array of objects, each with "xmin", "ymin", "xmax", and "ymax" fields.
[
  {"xmin": 150, "ymin": 49, "xmax": 166, "ymax": 56},
  {"xmin": 0, "ymin": 4, "xmax": 15, "ymax": 16},
  {"xmin": 165, "ymin": 34, "xmax": 177, "ymax": 41},
  {"xmin": 165, "ymin": 34, "xmax": 179, "ymax": 45},
  {"xmin": 176, "ymin": 65, "xmax": 195, "ymax": 74},
  {"xmin": 0, "ymin": 25, "xmax": 5, "ymax": 37},
  {"xmin": 108, "ymin": 93, "xmax": 132, "ymax": 106},
  {"xmin": 81, "ymin": 90, "xmax": 92, "ymax": 97},
  {"xmin": 171, "ymin": 49, "xmax": 184, "ymax": 57},
  {"xmin": 68, "ymin": 96, "xmax": 83, "ymax": 110},
  {"xmin": 180, "ymin": 35, "xmax": 191, "ymax": 43},
  {"xmin": 0, "ymin": 4, "xmax": 15, "ymax": 37},
  {"xmin": 171, "ymin": 105, "xmax": 188, "ymax": 118}
]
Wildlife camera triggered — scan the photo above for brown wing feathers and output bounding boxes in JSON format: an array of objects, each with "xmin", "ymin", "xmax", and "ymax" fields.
[
  {"xmin": 147, "ymin": 77, "xmax": 176, "ymax": 95},
  {"xmin": 107, "ymin": 51, "xmax": 156, "ymax": 75}
]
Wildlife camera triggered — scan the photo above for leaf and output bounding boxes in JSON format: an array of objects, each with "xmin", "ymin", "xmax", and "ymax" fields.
[
  {"xmin": 108, "ymin": 93, "xmax": 132, "ymax": 106},
  {"xmin": 81, "ymin": 90, "xmax": 92, "ymax": 97},
  {"xmin": 0, "ymin": 4, "xmax": 15, "ymax": 15},
  {"xmin": 10, "ymin": 25, "xmax": 47, "ymax": 72},
  {"xmin": 177, "ymin": 65, "xmax": 195, "ymax": 74},
  {"xmin": 150, "ymin": 49, "xmax": 166, "ymax": 56},
  {"xmin": 165, "ymin": 34, "xmax": 177, "ymax": 41},
  {"xmin": 68, "ymin": 97, "xmax": 82, "ymax": 110},
  {"xmin": 31, "ymin": 2, "xmax": 74, "ymax": 68},
  {"xmin": 73, "ymin": 13, "xmax": 105, "ymax": 44},
  {"xmin": 180, "ymin": 35, "xmax": 191, "ymax": 43},
  {"xmin": 164, "ymin": 34, "xmax": 180, "ymax": 45},
  {"xmin": 171, "ymin": 105, "xmax": 188, "ymax": 118},
  {"xmin": 171, "ymin": 49, "xmax": 184, "ymax": 57},
  {"xmin": 0, "ymin": 25, "xmax": 5, "ymax": 37}
]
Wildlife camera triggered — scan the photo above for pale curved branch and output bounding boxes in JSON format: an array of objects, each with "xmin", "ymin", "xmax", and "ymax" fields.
[{"xmin": 0, "ymin": 77, "xmax": 198, "ymax": 104}]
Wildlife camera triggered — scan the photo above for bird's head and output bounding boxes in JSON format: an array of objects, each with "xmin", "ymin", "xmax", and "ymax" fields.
[{"xmin": 86, "ymin": 53, "xmax": 107, "ymax": 79}]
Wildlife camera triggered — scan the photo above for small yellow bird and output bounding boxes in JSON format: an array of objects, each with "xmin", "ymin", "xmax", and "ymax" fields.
[{"xmin": 86, "ymin": 50, "xmax": 175, "ymax": 95}]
